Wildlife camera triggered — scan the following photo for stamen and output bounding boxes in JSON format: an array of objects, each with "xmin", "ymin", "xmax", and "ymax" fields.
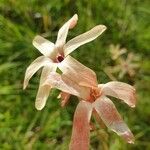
[{"xmin": 87, "ymin": 87, "xmax": 101, "ymax": 103}]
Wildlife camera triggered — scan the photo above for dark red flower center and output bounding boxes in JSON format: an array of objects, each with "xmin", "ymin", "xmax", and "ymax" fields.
[{"xmin": 57, "ymin": 55, "xmax": 64, "ymax": 63}]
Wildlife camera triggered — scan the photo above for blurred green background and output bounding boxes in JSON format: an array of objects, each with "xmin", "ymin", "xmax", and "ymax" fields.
[{"xmin": 0, "ymin": 0, "xmax": 150, "ymax": 149}]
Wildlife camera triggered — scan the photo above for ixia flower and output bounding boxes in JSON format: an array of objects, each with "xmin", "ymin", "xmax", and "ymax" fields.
[
  {"xmin": 105, "ymin": 45, "xmax": 140, "ymax": 80},
  {"xmin": 23, "ymin": 14, "xmax": 106, "ymax": 110},
  {"xmin": 44, "ymin": 56, "xmax": 136, "ymax": 150}
]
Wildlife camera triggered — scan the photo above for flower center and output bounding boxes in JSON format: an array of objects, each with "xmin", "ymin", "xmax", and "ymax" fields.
[
  {"xmin": 56, "ymin": 55, "xmax": 64, "ymax": 63},
  {"xmin": 88, "ymin": 87, "xmax": 101, "ymax": 103}
]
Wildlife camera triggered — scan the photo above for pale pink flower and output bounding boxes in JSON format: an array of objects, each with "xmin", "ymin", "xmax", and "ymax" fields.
[
  {"xmin": 105, "ymin": 45, "xmax": 140, "ymax": 80},
  {"xmin": 44, "ymin": 57, "xmax": 137, "ymax": 150},
  {"xmin": 23, "ymin": 14, "xmax": 106, "ymax": 110},
  {"xmin": 109, "ymin": 44, "xmax": 127, "ymax": 60}
]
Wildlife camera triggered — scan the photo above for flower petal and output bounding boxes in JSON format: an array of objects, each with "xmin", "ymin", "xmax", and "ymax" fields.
[
  {"xmin": 35, "ymin": 64, "xmax": 57, "ymax": 110},
  {"xmin": 32, "ymin": 35, "xmax": 55, "ymax": 58},
  {"xmin": 69, "ymin": 101, "xmax": 93, "ymax": 150},
  {"xmin": 93, "ymin": 96, "xmax": 134, "ymax": 143},
  {"xmin": 58, "ymin": 55, "xmax": 98, "ymax": 87},
  {"xmin": 64, "ymin": 25, "xmax": 107, "ymax": 56},
  {"xmin": 93, "ymin": 109, "xmax": 106, "ymax": 129},
  {"xmin": 55, "ymin": 14, "xmax": 78, "ymax": 47},
  {"xmin": 43, "ymin": 72, "xmax": 90, "ymax": 100},
  {"xmin": 99, "ymin": 81, "xmax": 136, "ymax": 107},
  {"xmin": 23, "ymin": 56, "xmax": 53, "ymax": 89},
  {"xmin": 58, "ymin": 92, "xmax": 71, "ymax": 107}
]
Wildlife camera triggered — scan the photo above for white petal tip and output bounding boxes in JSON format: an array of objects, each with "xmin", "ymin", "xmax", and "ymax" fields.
[
  {"xmin": 69, "ymin": 14, "xmax": 78, "ymax": 29},
  {"xmin": 36, "ymin": 107, "xmax": 43, "ymax": 111},
  {"xmin": 35, "ymin": 98, "xmax": 45, "ymax": 110},
  {"xmin": 23, "ymin": 84, "xmax": 27, "ymax": 90},
  {"xmin": 128, "ymin": 140, "xmax": 134, "ymax": 144},
  {"xmin": 73, "ymin": 14, "xmax": 78, "ymax": 20},
  {"xmin": 121, "ymin": 131, "xmax": 135, "ymax": 144},
  {"xmin": 131, "ymin": 105, "xmax": 135, "ymax": 108},
  {"xmin": 32, "ymin": 35, "xmax": 50, "ymax": 48},
  {"xmin": 99, "ymin": 25, "xmax": 107, "ymax": 31},
  {"xmin": 92, "ymin": 25, "xmax": 107, "ymax": 35},
  {"xmin": 32, "ymin": 35, "xmax": 39, "ymax": 42},
  {"xmin": 35, "ymin": 104, "xmax": 44, "ymax": 111}
]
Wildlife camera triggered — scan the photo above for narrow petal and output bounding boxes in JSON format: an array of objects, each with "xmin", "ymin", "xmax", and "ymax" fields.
[
  {"xmin": 58, "ymin": 92, "xmax": 71, "ymax": 107},
  {"xmin": 35, "ymin": 64, "xmax": 57, "ymax": 110},
  {"xmin": 93, "ymin": 96, "xmax": 134, "ymax": 143},
  {"xmin": 23, "ymin": 56, "xmax": 52, "ymax": 89},
  {"xmin": 55, "ymin": 14, "xmax": 78, "ymax": 47},
  {"xmin": 93, "ymin": 109, "xmax": 106, "ymax": 129},
  {"xmin": 99, "ymin": 81, "xmax": 136, "ymax": 107},
  {"xmin": 69, "ymin": 101, "xmax": 93, "ymax": 150},
  {"xmin": 58, "ymin": 55, "xmax": 98, "ymax": 88},
  {"xmin": 64, "ymin": 25, "xmax": 107, "ymax": 56},
  {"xmin": 32, "ymin": 35, "xmax": 55, "ymax": 58},
  {"xmin": 43, "ymin": 72, "xmax": 90, "ymax": 100}
]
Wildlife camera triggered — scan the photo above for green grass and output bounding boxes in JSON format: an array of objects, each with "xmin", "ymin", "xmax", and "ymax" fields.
[{"xmin": 0, "ymin": 0, "xmax": 150, "ymax": 149}]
